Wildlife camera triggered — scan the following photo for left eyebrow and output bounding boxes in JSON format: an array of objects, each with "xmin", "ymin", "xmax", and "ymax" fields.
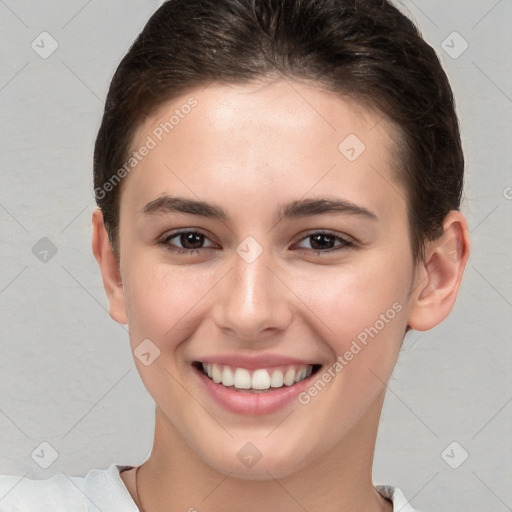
[
  {"xmin": 276, "ymin": 197, "xmax": 378, "ymax": 222},
  {"xmin": 141, "ymin": 195, "xmax": 378, "ymax": 222}
]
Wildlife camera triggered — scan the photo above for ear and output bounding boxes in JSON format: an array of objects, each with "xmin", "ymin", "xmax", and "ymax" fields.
[
  {"xmin": 91, "ymin": 208, "xmax": 128, "ymax": 325},
  {"xmin": 407, "ymin": 210, "xmax": 470, "ymax": 331}
]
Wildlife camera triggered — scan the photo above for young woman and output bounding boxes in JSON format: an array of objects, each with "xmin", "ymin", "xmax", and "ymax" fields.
[{"xmin": 0, "ymin": 1, "xmax": 470, "ymax": 510}]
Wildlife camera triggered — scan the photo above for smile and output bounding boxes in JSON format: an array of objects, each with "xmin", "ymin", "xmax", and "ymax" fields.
[
  {"xmin": 191, "ymin": 357, "xmax": 323, "ymax": 414},
  {"xmin": 198, "ymin": 362, "xmax": 321, "ymax": 393}
]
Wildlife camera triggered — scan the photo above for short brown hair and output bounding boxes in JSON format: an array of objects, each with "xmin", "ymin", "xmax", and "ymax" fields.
[{"xmin": 93, "ymin": 0, "xmax": 464, "ymax": 262}]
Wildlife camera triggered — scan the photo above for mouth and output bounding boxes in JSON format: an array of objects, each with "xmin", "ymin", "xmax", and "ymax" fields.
[{"xmin": 192, "ymin": 361, "xmax": 322, "ymax": 393}]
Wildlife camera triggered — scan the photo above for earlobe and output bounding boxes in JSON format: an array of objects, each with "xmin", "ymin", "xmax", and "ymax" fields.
[
  {"xmin": 407, "ymin": 210, "xmax": 470, "ymax": 332},
  {"xmin": 91, "ymin": 209, "xmax": 128, "ymax": 325}
]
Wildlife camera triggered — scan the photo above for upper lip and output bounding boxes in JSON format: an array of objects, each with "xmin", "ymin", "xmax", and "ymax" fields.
[{"xmin": 193, "ymin": 353, "xmax": 319, "ymax": 370}]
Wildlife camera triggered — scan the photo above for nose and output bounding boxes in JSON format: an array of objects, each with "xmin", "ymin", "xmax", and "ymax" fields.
[{"xmin": 211, "ymin": 244, "xmax": 293, "ymax": 341}]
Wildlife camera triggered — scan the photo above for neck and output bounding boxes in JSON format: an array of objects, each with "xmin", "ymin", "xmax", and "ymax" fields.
[{"xmin": 136, "ymin": 390, "xmax": 391, "ymax": 512}]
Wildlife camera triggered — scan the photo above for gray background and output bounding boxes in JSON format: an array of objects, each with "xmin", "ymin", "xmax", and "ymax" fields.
[{"xmin": 0, "ymin": 1, "xmax": 511, "ymax": 511}]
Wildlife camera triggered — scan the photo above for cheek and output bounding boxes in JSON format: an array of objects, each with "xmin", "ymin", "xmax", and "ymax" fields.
[
  {"xmin": 306, "ymin": 258, "xmax": 410, "ymax": 338},
  {"xmin": 293, "ymin": 261, "xmax": 410, "ymax": 436},
  {"xmin": 300, "ymin": 255, "xmax": 412, "ymax": 408},
  {"xmin": 122, "ymin": 259, "xmax": 209, "ymax": 349},
  {"xmin": 121, "ymin": 259, "xmax": 211, "ymax": 409}
]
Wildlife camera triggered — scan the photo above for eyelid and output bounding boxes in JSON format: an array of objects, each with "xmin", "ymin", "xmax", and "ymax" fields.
[
  {"xmin": 293, "ymin": 230, "xmax": 356, "ymax": 252},
  {"xmin": 296, "ymin": 229, "xmax": 356, "ymax": 245},
  {"xmin": 160, "ymin": 228, "xmax": 218, "ymax": 247}
]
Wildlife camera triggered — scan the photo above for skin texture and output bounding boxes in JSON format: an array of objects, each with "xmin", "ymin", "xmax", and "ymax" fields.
[{"xmin": 92, "ymin": 79, "xmax": 470, "ymax": 512}]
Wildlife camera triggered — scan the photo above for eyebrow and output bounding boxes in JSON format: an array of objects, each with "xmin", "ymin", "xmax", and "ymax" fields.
[{"xmin": 141, "ymin": 195, "xmax": 378, "ymax": 222}]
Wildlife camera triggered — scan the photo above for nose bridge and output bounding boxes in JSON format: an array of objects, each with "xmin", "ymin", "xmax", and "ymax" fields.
[{"xmin": 213, "ymin": 238, "xmax": 291, "ymax": 337}]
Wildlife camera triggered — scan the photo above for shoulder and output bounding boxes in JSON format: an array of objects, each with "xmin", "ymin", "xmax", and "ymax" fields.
[
  {"xmin": 0, "ymin": 464, "xmax": 138, "ymax": 512},
  {"xmin": 375, "ymin": 484, "xmax": 421, "ymax": 512}
]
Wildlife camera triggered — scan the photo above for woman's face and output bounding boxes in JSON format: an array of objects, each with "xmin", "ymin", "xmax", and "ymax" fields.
[{"xmin": 115, "ymin": 79, "xmax": 417, "ymax": 478}]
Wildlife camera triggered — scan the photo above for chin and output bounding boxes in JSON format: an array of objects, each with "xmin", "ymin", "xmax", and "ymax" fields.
[{"xmin": 197, "ymin": 439, "xmax": 313, "ymax": 481}]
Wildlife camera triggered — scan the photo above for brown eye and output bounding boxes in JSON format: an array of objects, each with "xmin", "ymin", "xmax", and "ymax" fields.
[
  {"xmin": 160, "ymin": 230, "xmax": 217, "ymax": 254},
  {"xmin": 295, "ymin": 231, "xmax": 355, "ymax": 255}
]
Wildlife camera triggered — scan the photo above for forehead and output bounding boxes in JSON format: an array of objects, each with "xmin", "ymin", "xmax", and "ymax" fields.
[{"xmin": 122, "ymin": 79, "xmax": 406, "ymax": 222}]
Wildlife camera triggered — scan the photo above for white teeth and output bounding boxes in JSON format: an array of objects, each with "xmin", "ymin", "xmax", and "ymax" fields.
[
  {"xmin": 200, "ymin": 362, "xmax": 314, "ymax": 390},
  {"xmin": 251, "ymin": 369, "xmax": 271, "ymax": 390},
  {"xmin": 221, "ymin": 366, "xmax": 234, "ymax": 386},
  {"xmin": 270, "ymin": 369, "xmax": 284, "ymax": 388},
  {"xmin": 283, "ymin": 368, "xmax": 296, "ymax": 386},
  {"xmin": 211, "ymin": 364, "xmax": 222, "ymax": 384},
  {"xmin": 295, "ymin": 368, "xmax": 308, "ymax": 383},
  {"xmin": 233, "ymin": 368, "xmax": 252, "ymax": 389}
]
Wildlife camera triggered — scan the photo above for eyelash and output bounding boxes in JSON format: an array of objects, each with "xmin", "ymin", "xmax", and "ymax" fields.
[{"xmin": 158, "ymin": 229, "xmax": 356, "ymax": 256}]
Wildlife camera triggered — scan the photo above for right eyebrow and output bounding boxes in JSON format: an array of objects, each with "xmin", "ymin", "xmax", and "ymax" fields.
[{"xmin": 141, "ymin": 196, "xmax": 229, "ymax": 222}]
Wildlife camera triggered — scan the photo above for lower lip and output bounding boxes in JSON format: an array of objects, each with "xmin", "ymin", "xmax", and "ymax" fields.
[{"xmin": 193, "ymin": 365, "xmax": 317, "ymax": 415}]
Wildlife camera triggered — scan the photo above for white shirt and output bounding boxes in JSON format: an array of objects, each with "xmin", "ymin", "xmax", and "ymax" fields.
[{"xmin": 0, "ymin": 464, "xmax": 420, "ymax": 511}]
